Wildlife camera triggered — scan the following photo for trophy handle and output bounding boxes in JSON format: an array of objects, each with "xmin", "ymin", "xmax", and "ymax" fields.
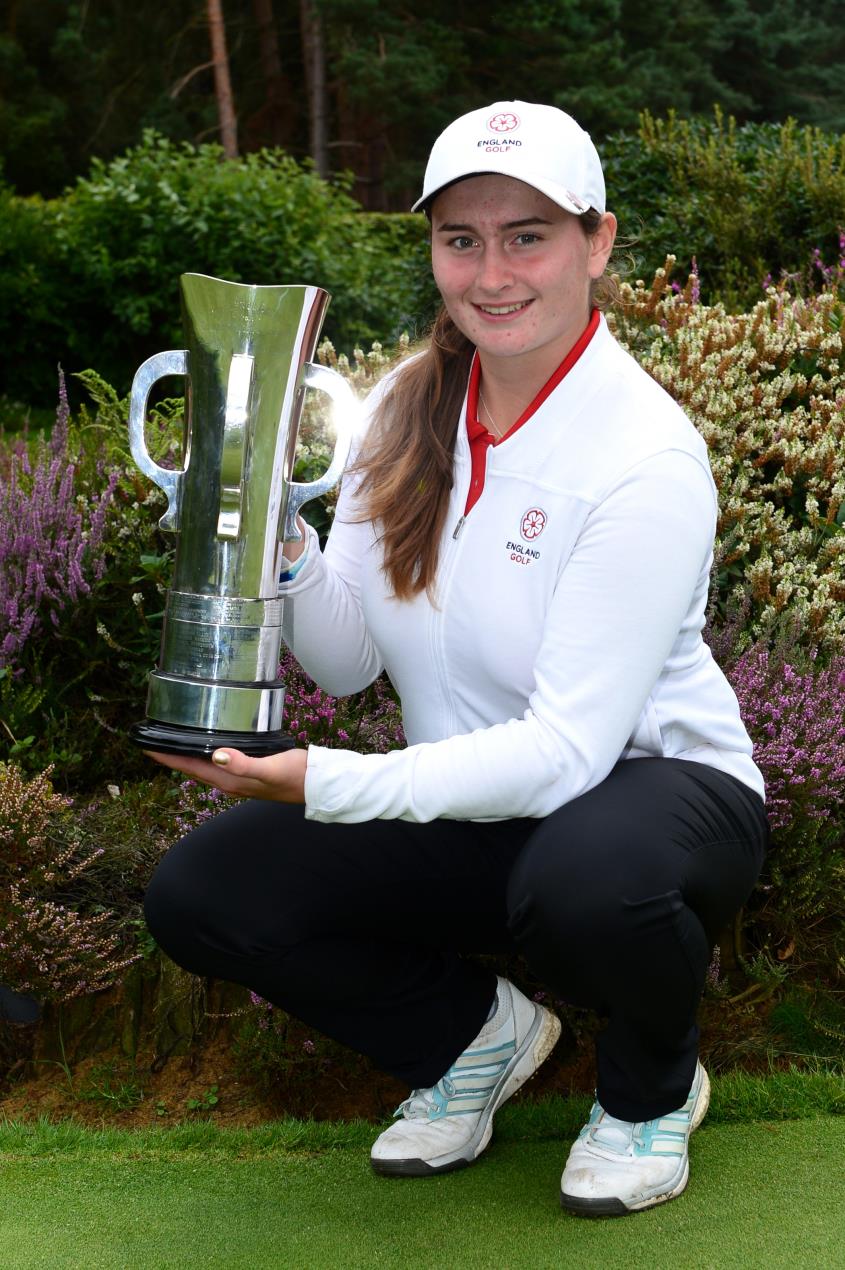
[
  {"xmin": 283, "ymin": 362, "xmax": 358, "ymax": 541},
  {"xmin": 129, "ymin": 349, "xmax": 189, "ymax": 532}
]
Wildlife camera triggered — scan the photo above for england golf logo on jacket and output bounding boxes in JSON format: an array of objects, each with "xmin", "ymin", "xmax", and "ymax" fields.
[
  {"xmin": 520, "ymin": 508, "xmax": 546, "ymax": 540},
  {"xmin": 506, "ymin": 507, "xmax": 546, "ymax": 566}
]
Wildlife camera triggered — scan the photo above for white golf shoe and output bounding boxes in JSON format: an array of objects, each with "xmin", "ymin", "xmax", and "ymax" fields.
[
  {"xmin": 560, "ymin": 1060, "xmax": 711, "ymax": 1216},
  {"xmin": 370, "ymin": 977, "xmax": 561, "ymax": 1177}
]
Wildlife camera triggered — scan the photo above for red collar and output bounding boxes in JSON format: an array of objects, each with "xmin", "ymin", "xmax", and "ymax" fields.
[
  {"xmin": 466, "ymin": 308, "xmax": 600, "ymax": 447},
  {"xmin": 462, "ymin": 310, "xmax": 600, "ymax": 517}
]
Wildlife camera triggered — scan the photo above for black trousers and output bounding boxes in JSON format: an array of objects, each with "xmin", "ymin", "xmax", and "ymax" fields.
[{"xmin": 143, "ymin": 757, "xmax": 768, "ymax": 1122}]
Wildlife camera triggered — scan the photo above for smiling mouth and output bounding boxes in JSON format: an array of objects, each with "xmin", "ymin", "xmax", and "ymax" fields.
[{"xmin": 474, "ymin": 300, "xmax": 533, "ymax": 316}]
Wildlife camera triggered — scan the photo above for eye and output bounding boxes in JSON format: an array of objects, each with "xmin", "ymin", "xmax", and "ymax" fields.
[
  {"xmin": 448, "ymin": 235, "xmax": 478, "ymax": 251},
  {"xmin": 513, "ymin": 232, "xmax": 541, "ymax": 246}
]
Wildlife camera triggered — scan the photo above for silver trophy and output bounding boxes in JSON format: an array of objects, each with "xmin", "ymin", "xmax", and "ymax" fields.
[{"xmin": 127, "ymin": 272, "xmax": 356, "ymax": 756}]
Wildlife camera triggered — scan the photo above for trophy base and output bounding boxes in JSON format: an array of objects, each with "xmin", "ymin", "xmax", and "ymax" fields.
[{"xmin": 129, "ymin": 720, "xmax": 296, "ymax": 758}]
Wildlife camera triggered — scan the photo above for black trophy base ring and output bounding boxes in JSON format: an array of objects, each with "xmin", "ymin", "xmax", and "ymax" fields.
[{"xmin": 130, "ymin": 720, "xmax": 296, "ymax": 758}]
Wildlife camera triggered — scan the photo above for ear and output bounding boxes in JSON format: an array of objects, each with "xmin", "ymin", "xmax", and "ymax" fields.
[{"xmin": 588, "ymin": 213, "xmax": 617, "ymax": 279}]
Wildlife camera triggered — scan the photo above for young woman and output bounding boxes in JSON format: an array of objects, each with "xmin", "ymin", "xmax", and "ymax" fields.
[{"xmin": 143, "ymin": 101, "xmax": 768, "ymax": 1216}]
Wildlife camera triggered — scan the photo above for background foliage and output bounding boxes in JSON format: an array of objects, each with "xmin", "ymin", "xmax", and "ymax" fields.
[
  {"xmin": 2, "ymin": 113, "xmax": 845, "ymax": 405},
  {"xmin": 1, "ymin": 0, "xmax": 844, "ymax": 205},
  {"xmin": 0, "ymin": 134, "xmax": 434, "ymax": 404},
  {"xmin": 2, "ymin": 0, "xmax": 844, "ymax": 1085},
  {"xmin": 605, "ymin": 111, "xmax": 845, "ymax": 308}
]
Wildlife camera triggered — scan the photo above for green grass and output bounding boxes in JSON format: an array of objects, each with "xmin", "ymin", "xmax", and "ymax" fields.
[
  {"xmin": 1, "ymin": 1068, "xmax": 842, "ymax": 1161},
  {"xmin": 1, "ymin": 1073, "xmax": 843, "ymax": 1269}
]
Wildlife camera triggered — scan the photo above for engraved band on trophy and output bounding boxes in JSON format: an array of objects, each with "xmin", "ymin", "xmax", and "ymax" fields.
[{"xmin": 127, "ymin": 272, "xmax": 357, "ymax": 757}]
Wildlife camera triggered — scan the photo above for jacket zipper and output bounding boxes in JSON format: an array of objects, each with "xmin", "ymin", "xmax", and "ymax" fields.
[{"xmin": 431, "ymin": 450, "xmax": 482, "ymax": 734}]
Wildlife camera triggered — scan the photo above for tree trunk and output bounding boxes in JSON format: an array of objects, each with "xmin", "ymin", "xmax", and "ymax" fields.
[
  {"xmin": 299, "ymin": 0, "xmax": 328, "ymax": 177},
  {"xmin": 207, "ymin": 0, "xmax": 239, "ymax": 158},
  {"xmin": 250, "ymin": 0, "xmax": 293, "ymax": 148}
]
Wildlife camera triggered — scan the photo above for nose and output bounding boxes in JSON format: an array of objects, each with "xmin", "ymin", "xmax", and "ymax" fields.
[{"xmin": 476, "ymin": 242, "xmax": 514, "ymax": 294}]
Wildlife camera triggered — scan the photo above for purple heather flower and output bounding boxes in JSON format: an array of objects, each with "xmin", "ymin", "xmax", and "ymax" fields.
[
  {"xmin": 0, "ymin": 372, "xmax": 119, "ymax": 671},
  {"xmin": 728, "ymin": 646, "xmax": 845, "ymax": 833}
]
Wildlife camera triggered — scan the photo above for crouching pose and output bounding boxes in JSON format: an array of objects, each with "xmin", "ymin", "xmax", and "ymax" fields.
[{"xmin": 143, "ymin": 101, "xmax": 768, "ymax": 1216}]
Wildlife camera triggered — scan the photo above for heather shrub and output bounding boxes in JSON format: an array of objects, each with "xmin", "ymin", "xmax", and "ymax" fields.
[
  {"xmin": 232, "ymin": 993, "xmax": 339, "ymax": 1102},
  {"xmin": 280, "ymin": 650, "xmax": 404, "ymax": 754},
  {"xmin": 608, "ymin": 261, "xmax": 845, "ymax": 656},
  {"xmin": 0, "ymin": 373, "xmax": 118, "ymax": 671},
  {"xmin": 0, "ymin": 374, "xmax": 172, "ymax": 784},
  {"xmin": 0, "ymin": 764, "xmax": 138, "ymax": 1002},
  {"xmin": 726, "ymin": 646, "xmax": 845, "ymax": 960},
  {"xmin": 606, "ymin": 263, "xmax": 845, "ymax": 968},
  {"xmin": 0, "ymin": 651, "xmax": 403, "ymax": 1009}
]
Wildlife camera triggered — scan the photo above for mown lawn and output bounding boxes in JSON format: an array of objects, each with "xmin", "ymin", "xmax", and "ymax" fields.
[{"xmin": 1, "ymin": 1073, "xmax": 843, "ymax": 1269}]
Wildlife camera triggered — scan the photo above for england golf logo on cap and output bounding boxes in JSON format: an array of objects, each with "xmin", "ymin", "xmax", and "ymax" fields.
[{"xmin": 488, "ymin": 111, "xmax": 520, "ymax": 133}]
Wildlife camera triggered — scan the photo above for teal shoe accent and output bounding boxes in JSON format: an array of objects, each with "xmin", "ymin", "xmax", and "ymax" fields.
[{"xmin": 395, "ymin": 1039, "xmax": 517, "ymax": 1121}]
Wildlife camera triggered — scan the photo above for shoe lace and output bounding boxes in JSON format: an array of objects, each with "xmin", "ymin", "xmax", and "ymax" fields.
[
  {"xmin": 582, "ymin": 1067, "xmax": 702, "ymax": 1157},
  {"xmin": 395, "ymin": 1075, "xmax": 457, "ymax": 1121},
  {"xmin": 586, "ymin": 1111, "xmax": 644, "ymax": 1155}
]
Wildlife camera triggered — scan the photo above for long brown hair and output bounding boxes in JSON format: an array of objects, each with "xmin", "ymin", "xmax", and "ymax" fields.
[{"xmin": 350, "ymin": 210, "xmax": 615, "ymax": 600}]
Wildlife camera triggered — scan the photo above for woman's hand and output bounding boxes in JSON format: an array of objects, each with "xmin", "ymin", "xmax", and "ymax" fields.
[{"xmin": 145, "ymin": 746, "xmax": 308, "ymax": 803}]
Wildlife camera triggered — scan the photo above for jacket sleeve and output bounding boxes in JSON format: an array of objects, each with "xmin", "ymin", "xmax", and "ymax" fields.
[
  {"xmin": 303, "ymin": 449, "xmax": 718, "ymax": 823},
  {"xmin": 279, "ymin": 464, "xmax": 385, "ymax": 695},
  {"xmin": 278, "ymin": 366, "xmax": 412, "ymax": 693}
]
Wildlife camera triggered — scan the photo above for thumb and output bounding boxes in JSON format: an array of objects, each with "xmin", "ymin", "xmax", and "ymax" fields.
[{"xmin": 211, "ymin": 747, "xmax": 252, "ymax": 775}]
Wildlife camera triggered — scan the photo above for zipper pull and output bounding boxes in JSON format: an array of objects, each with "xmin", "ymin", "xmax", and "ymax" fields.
[{"xmin": 452, "ymin": 515, "xmax": 466, "ymax": 540}]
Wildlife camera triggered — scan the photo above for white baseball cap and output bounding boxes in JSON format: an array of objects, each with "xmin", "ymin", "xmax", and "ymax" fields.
[{"xmin": 413, "ymin": 100, "xmax": 605, "ymax": 216}]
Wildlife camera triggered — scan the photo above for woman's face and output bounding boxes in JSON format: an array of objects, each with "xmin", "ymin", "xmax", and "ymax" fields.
[{"xmin": 430, "ymin": 174, "xmax": 616, "ymax": 377}]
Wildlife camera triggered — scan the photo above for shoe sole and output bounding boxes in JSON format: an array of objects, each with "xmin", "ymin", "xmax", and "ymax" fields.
[
  {"xmin": 371, "ymin": 1004, "xmax": 562, "ymax": 1178},
  {"xmin": 560, "ymin": 1063, "xmax": 711, "ymax": 1217}
]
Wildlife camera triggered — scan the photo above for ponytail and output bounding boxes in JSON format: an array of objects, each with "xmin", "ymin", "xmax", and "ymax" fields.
[{"xmin": 349, "ymin": 307, "xmax": 473, "ymax": 599}]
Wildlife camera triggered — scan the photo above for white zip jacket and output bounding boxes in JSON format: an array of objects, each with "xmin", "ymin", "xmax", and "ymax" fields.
[{"xmin": 281, "ymin": 315, "xmax": 764, "ymax": 823}]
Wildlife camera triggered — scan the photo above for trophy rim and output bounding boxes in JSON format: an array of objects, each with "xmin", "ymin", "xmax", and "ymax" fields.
[{"xmin": 180, "ymin": 271, "xmax": 330, "ymax": 298}]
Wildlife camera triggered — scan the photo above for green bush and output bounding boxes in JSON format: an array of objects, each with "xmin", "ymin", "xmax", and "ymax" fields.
[
  {"xmin": 0, "ymin": 132, "xmax": 436, "ymax": 406},
  {"xmin": 603, "ymin": 110, "xmax": 845, "ymax": 307},
  {"xmin": 0, "ymin": 186, "xmax": 64, "ymax": 404}
]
